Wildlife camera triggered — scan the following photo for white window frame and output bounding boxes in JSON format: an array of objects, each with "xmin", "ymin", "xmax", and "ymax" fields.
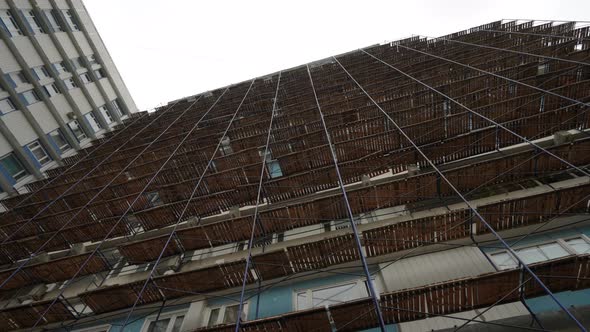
[
  {"xmin": 80, "ymin": 73, "xmax": 92, "ymax": 84},
  {"xmin": 33, "ymin": 65, "xmax": 50, "ymax": 79},
  {"xmin": 99, "ymin": 106, "xmax": 114, "ymax": 124},
  {"xmin": 64, "ymin": 77, "xmax": 78, "ymax": 90},
  {"xmin": 22, "ymin": 90, "xmax": 41, "ymax": 105},
  {"xmin": 112, "ymin": 99, "xmax": 123, "ymax": 117},
  {"xmin": 45, "ymin": 10, "xmax": 63, "ymax": 32},
  {"xmin": 563, "ymin": 235, "xmax": 590, "ymax": 255},
  {"xmin": 85, "ymin": 112, "xmax": 102, "ymax": 132},
  {"xmin": 44, "ymin": 83, "xmax": 60, "ymax": 97},
  {"xmin": 68, "ymin": 119, "xmax": 87, "ymax": 141},
  {"xmin": 293, "ymin": 279, "xmax": 369, "ymax": 311},
  {"xmin": 206, "ymin": 303, "xmax": 249, "ymax": 327},
  {"xmin": 64, "ymin": 10, "xmax": 79, "ymax": 31},
  {"xmin": 140, "ymin": 309, "xmax": 186, "ymax": 332},
  {"xmin": 49, "ymin": 129, "xmax": 70, "ymax": 151},
  {"xmin": 55, "ymin": 61, "xmax": 69, "ymax": 74},
  {"xmin": 27, "ymin": 140, "xmax": 51, "ymax": 166},
  {"xmin": 488, "ymin": 237, "xmax": 588, "ymax": 270},
  {"xmin": 1, "ymin": 10, "xmax": 23, "ymax": 36},
  {"xmin": 0, "ymin": 98, "xmax": 17, "ymax": 114},
  {"xmin": 24, "ymin": 10, "xmax": 45, "ymax": 34},
  {"xmin": 94, "ymin": 69, "xmax": 105, "ymax": 79},
  {"xmin": 0, "ymin": 153, "xmax": 28, "ymax": 181}
]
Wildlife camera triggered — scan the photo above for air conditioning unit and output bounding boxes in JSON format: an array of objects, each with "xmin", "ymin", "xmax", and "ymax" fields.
[
  {"xmin": 229, "ymin": 205, "xmax": 240, "ymax": 218},
  {"xmin": 407, "ymin": 164, "xmax": 419, "ymax": 176},
  {"xmin": 554, "ymin": 131, "xmax": 574, "ymax": 146},
  {"xmin": 361, "ymin": 174, "xmax": 371, "ymax": 187},
  {"xmin": 155, "ymin": 256, "xmax": 181, "ymax": 276},
  {"xmin": 66, "ymin": 112, "xmax": 76, "ymax": 120}
]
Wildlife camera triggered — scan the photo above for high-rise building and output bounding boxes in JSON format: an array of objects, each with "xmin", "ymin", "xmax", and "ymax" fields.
[
  {"xmin": 0, "ymin": 19, "xmax": 590, "ymax": 332},
  {"xmin": 0, "ymin": 0, "xmax": 137, "ymax": 196}
]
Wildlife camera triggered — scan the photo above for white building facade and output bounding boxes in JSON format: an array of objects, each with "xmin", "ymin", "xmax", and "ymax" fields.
[{"xmin": 0, "ymin": 0, "xmax": 137, "ymax": 195}]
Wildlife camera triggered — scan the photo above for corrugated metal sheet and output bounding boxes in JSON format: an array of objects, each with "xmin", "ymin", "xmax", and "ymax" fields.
[
  {"xmin": 397, "ymin": 302, "xmax": 529, "ymax": 332},
  {"xmin": 378, "ymin": 246, "xmax": 496, "ymax": 292}
]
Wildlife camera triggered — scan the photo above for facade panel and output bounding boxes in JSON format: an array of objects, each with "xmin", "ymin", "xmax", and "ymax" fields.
[{"xmin": 0, "ymin": 18, "xmax": 587, "ymax": 332}]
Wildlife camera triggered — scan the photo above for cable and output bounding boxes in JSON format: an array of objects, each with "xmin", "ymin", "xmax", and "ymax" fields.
[
  {"xmin": 233, "ymin": 73, "xmax": 282, "ymax": 332},
  {"xmin": 0, "ymin": 93, "xmax": 216, "ymax": 289},
  {"xmin": 117, "ymin": 77, "xmax": 262, "ymax": 331},
  {"xmin": 0, "ymin": 101, "xmax": 184, "ymax": 245},
  {"xmin": 306, "ymin": 64, "xmax": 387, "ymax": 332},
  {"xmin": 0, "ymin": 110, "xmax": 151, "ymax": 210},
  {"xmin": 333, "ymin": 53, "xmax": 587, "ymax": 331},
  {"xmin": 28, "ymin": 86, "xmax": 233, "ymax": 327}
]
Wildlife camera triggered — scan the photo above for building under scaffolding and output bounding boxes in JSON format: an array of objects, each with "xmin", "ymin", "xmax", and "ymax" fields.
[{"xmin": 1, "ymin": 19, "xmax": 590, "ymax": 332}]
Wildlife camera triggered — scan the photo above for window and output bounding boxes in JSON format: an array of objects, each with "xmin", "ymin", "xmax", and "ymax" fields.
[
  {"xmin": 64, "ymin": 10, "xmax": 79, "ymax": 31},
  {"xmin": 490, "ymin": 241, "xmax": 572, "ymax": 270},
  {"xmin": 141, "ymin": 311, "xmax": 185, "ymax": 332},
  {"xmin": 99, "ymin": 106, "xmax": 114, "ymax": 124},
  {"xmin": 0, "ymin": 10, "xmax": 23, "ymax": 37},
  {"xmin": 21, "ymin": 90, "xmax": 41, "ymax": 105},
  {"xmin": 146, "ymin": 192, "xmax": 163, "ymax": 207},
  {"xmin": 539, "ymin": 95, "xmax": 545, "ymax": 113},
  {"xmin": 54, "ymin": 61, "xmax": 69, "ymax": 74},
  {"xmin": 490, "ymin": 251, "xmax": 518, "ymax": 270},
  {"xmin": 80, "ymin": 73, "xmax": 92, "ymax": 84},
  {"xmin": 537, "ymin": 63, "xmax": 549, "ymax": 75},
  {"xmin": 64, "ymin": 77, "xmax": 78, "ymax": 90},
  {"xmin": 0, "ymin": 153, "xmax": 28, "ymax": 181},
  {"xmin": 75, "ymin": 57, "xmax": 86, "ymax": 70},
  {"xmin": 0, "ymin": 98, "xmax": 16, "ymax": 114},
  {"xmin": 94, "ymin": 69, "xmax": 106, "ymax": 79},
  {"xmin": 24, "ymin": 10, "xmax": 45, "ymax": 34},
  {"xmin": 45, "ymin": 10, "xmax": 63, "ymax": 32},
  {"xmin": 267, "ymin": 160, "xmax": 283, "ymax": 178},
  {"xmin": 508, "ymin": 82, "xmax": 517, "ymax": 96},
  {"xmin": 11, "ymin": 71, "xmax": 29, "ymax": 85},
  {"xmin": 27, "ymin": 140, "xmax": 51, "ymax": 166},
  {"xmin": 219, "ymin": 136, "xmax": 233, "ymax": 155},
  {"xmin": 44, "ymin": 83, "xmax": 60, "ymax": 97},
  {"xmin": 49, "ymin": 129, "xmax": 71, "ymax": 152},
  {"xmin": 85, "ymin": 112, "xmax": 102, "ymax": 132},
  {"xmin": 88, "ymin": 54, "xmax": 99, "ymax": 66},
  {"xmin": 111, "ymin": 99, "xmax": 123, "ymax": 117},
  {"xmin": 295, "ymin": 281, "xmax": 368, "ymax": 310},
  {"xmin": 259, "ymin": 149, "xmax": 282, "ymax": 178},
  {"xmin": 565, "ymin": 237, "xmax": 590, "ymax": 254},
  {"xmin": 68, "ymin": 119, "xmax": 87, "ymax": 141},
  {"xmin": 33, "ymin": 66, "xmax": 50, "ymax": 80},
  {"xmin": 207, "ymin": 304, "xmax": 248, "ymax": 327}
]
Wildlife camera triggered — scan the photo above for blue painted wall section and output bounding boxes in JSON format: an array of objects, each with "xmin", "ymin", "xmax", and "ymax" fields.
[
  {"xmin": 46, "ymin": 132, "xmax": 62, "ymax": 155},
  {"xmin": 525, "ymin": 289, "xmax": 590, "ymax": 314},
  {"xmin": 56, "ymin": 304, "xmax": 191, "ymax": 332},
  {"xmin": 22, "ymin": 143, "xmax": 42, "ymax": 168},
  {"xmin": 0, "ymin": 161, "xmax": 16, "ymax": 185}
]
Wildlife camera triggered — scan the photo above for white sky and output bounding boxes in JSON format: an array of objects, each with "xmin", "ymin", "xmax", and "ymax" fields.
[{"xmin": 84, "ymin": 0, "xmax": 590, "ymax": 111}]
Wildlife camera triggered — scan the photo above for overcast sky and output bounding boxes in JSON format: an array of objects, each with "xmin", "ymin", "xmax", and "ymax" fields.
[{"xmin": 84, "ymin": 0, "xmax": 590, "ymax": 111}]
